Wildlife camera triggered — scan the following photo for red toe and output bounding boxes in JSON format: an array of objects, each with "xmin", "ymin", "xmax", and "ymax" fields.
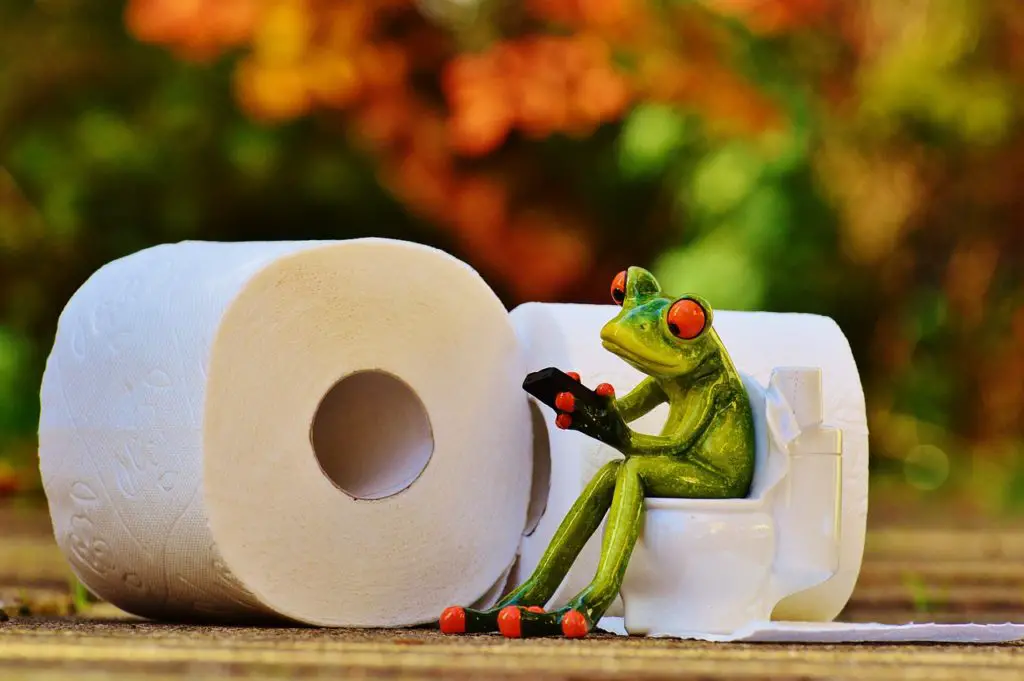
[
  {"xmin": 554, "ymin": 391, "xmax": 575, "ymax": 412},
  {"xmin": 555, "ymin": 413, "xmax": 573, "ymax": 430},
  {"xmin": 561, "ymin": 610, "xmax": 588, "ymax": 638},
  {"xmin": 596, "ymin": 383, "xmax": 615, "ymax": 397},
  {"xmin": 497, "ymin": 605, "xmax": 522, "ymax": 638},
  {"xmin": 439, "ymin": 606, "xmax": 466, "ymax": 634}
]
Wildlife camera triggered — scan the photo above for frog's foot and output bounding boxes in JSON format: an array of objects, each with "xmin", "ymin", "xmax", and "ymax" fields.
[
  {"xmin": 496, "ymin": 606, "xmax": 591, "ymax": 639},
  {"xmin": 439, "ymin": 605, "xmax": 545, "ymax": 634}
]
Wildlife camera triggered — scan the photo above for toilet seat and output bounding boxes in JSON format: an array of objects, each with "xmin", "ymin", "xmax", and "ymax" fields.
[{"xmin": 642, "ymin": 372, "xmax": 788, "ymax": 509}]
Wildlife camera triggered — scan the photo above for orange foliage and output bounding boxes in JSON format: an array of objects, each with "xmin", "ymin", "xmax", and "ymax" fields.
[
  {"xmin": 126, "ymin": 0, "xmax": 259, "ymax": 61},
  {"xmin": 122, "ymin": 0, "xmax": 805, "ymax": 298},
  {"xmin": 708, "ymin": 0, "xmax": 833, "ymax": 34},
  {"xmin": 442, "ymin": 35, "xmax": 632, "ymax": 156}
]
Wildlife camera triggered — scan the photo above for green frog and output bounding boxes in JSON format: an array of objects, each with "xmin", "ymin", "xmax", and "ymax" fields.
[{"xmin": 440, "ymin": 266, "xmax": 756, "ymax": 638}]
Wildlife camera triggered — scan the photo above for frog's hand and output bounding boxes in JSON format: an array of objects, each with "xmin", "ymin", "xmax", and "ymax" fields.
[{"xmin": 553, "ymin": 384, "xmax": 628, "ymax": 449}]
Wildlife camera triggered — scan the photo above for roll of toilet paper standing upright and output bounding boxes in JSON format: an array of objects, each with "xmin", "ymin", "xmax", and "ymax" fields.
[
  {"xmin": 38, "ymin": 239, "xmax": 533, "ymax": 627},
  {"xmin": 511, "ymin": 303, "xmax": 868, "ymax": 623}
]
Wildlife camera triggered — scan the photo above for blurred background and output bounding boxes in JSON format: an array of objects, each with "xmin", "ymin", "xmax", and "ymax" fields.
[{"xmin": 0, "ymin": 0, "xmax": 1022, "ymax": 522}]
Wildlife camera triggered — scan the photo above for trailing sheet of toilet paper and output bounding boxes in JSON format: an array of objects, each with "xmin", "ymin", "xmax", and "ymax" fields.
[
  {"xmin": 510, "ymin": 302, "xmax": 869, "ymax": 622},
  {"xmin": 38, "ymin": 239, "xmax": 533, "ymax": 627},
  {"xmin": 596, "ymin": 617, "xmax": 1024, "ymax": 643}
]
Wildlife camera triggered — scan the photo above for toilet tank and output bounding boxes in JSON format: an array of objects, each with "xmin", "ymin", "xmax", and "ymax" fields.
[{"xmin": 766, "ymin": 368, "xmax": 843, "ymax": 607}]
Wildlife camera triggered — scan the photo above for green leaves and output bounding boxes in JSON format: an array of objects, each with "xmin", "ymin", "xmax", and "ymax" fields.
[
  {"xmin": 653, "ymin": 230, "xmax": 765, "ymax": 310},
  {"xmin": 0, "ymin": 327, "xmax": 34, "ymax": 447},
  {"xmin": 225, "ymin": 123, "xmax": 282, "ymax": 182},
  {"xmin": 857, "ymin": 0, "xmax": 1017, "ymax": 146},
  {"xmin": 686, "ymin": 142, "xmax": 764, "ymax": 220},
  {"xmin": 617, "ymin": 105, "xmax": 691, "ymax": 180},
  {"xmin": 74, "ymin": 109, "xmax": 148, "ymax": 169}
]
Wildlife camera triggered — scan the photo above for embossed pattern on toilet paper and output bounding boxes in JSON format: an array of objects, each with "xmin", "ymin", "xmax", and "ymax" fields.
[
  {"xmin": 39, "ymin": 242, "xmax": 294, "ymax": 621},
  {"xmin": 39, "ymin": 239, "xmax": 533, "ymax": 626}
]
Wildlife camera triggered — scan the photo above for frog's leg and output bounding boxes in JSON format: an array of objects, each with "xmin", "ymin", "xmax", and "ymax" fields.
[
  {"xmin": 439, "ymin": 460, "xmax": 621, "ymax": 634},
  {"xmin": 500, "ymin": 456, "xmax": 739, "ymax": 638}
]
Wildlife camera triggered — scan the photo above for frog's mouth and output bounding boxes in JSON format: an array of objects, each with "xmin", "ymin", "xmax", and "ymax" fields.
[{"xmin": 600, "ymin": 339, "xmax": 673, "ymax": 370}]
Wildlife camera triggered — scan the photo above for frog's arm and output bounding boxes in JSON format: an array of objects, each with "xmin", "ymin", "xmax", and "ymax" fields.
[
  {"xmin": 623, "ymin": 390, "xmax": 718, "ymax": 457},
  {"xmin": 613, "ymin": 378, "xmax": 666, "ymax": 423}
]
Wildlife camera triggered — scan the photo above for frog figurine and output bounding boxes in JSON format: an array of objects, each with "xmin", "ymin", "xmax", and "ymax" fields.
[{"xmin": 439, "ymin": 266, "xmax": 756, "ymax": 639}]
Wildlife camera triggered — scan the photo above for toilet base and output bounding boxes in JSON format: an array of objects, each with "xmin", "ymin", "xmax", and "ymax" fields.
[{"xmin": 621, "ymin": 508, "xmax": 777, "ymax": 635}]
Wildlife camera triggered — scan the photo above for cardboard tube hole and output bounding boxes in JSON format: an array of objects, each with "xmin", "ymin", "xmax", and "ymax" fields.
[{"xmin": 311, "ymin": 370, "xmax": 434, "ymax": 500}]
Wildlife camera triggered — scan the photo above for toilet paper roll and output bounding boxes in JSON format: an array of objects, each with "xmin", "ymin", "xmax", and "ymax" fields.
[
  {"xmin": 38, "ymin": 239, "xmax": 533, "ymax": 627},
  {"xmin": 511, "ymin": 303, "xmax": 868, "ymax": 622}
]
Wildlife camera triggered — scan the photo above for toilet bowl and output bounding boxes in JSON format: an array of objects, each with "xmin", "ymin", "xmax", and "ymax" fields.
[{"xmin": 620, "ymin": 367, "xmax": 843, "ymax": 636}]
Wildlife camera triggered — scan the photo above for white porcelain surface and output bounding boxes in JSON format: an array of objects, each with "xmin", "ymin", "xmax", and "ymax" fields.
[
  {"xmin": 622, "ymin": 508, "xmax": 775, "ymax": 635},
  {"xmin": 620, "ymin": 367, "xmax": 845, "ymax": 637}
]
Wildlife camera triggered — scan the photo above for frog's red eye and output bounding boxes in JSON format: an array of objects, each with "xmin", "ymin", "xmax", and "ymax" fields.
[
  {"xmin": 610, "ymin": 271, "xmax": 627, "ymax": 305},
  {"xmin": 666, "ymin": 298, "xmax": 706, "ymax": 340}
]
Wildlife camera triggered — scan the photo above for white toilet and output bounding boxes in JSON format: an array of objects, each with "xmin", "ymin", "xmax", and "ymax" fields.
[{"xmin": 619, "ymin": 367, "xmax": 843, "ymax": 636}]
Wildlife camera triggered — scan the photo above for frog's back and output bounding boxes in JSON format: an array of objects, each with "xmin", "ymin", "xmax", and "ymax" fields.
[{"xmin": 699, "ymin": 379, "xmax": 757, "ymax": 496}]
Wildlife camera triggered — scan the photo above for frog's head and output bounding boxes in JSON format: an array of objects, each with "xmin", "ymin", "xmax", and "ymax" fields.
[{"xmin": 599, "ymin": 267, "xmax": 724, "ymax": 380}]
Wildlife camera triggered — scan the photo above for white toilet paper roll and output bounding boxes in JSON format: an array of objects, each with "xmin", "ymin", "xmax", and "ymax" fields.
[
  {"xmin": 38, "ymin": 239, "xmax": 533, "ymax": 627},
  {"xmin": 511, "ymin": 303, "xmax": 868, "ymax": 623}
]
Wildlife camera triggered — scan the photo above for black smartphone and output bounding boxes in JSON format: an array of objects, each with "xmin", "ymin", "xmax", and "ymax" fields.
[
  {"xmin": 522, "ymin": 368, "xmax": 628, "ymax": 449},
  {"xmin": 522, "ymin": 367, "xmax": 607, "ymax": 413}
]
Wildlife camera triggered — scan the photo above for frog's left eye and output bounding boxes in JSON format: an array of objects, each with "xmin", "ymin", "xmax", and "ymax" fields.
[
  {"xmin": 666, "ymin": 298, "xmax": 706, "ymax": 340},
  {"xmin": 610, "ymin": 270, "xmax": 627, "ymax": 305}
]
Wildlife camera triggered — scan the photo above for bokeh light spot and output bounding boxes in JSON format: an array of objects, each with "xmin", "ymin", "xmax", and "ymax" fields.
[{"xmin": 903, "ymin": 444, "xmax": 950, "ymax": 491}]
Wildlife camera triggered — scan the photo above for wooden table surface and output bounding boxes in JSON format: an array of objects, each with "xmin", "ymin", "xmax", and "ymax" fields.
[{"xmin": 3, "ymin": 499, "xmax": 1024, "ymax": 680}]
